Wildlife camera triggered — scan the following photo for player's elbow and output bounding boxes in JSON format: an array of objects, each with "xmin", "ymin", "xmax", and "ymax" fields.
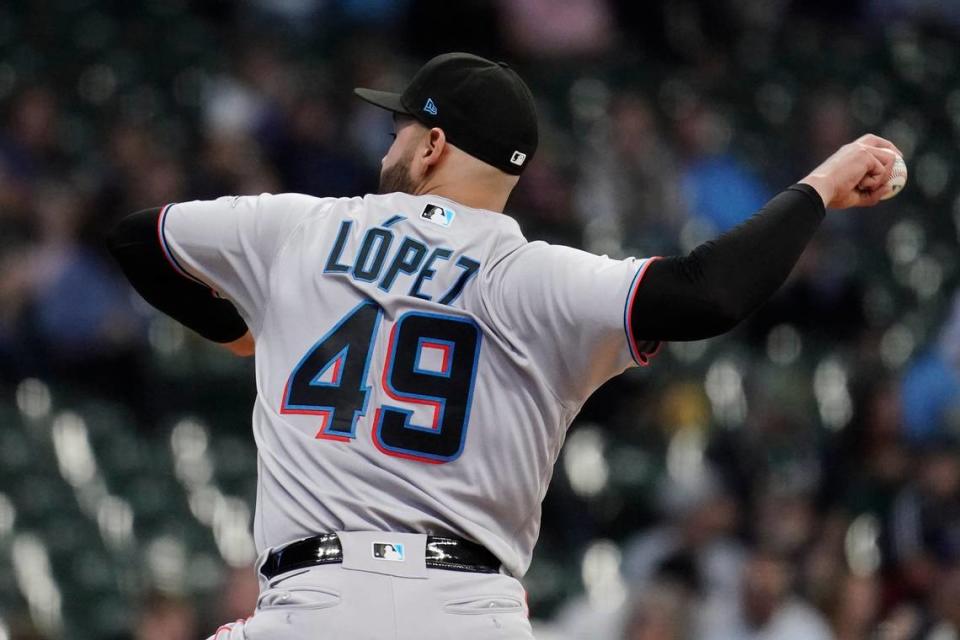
[
  {"xmin": 630, "ymin": 293, "xmax": 746, "ymax": 342},
  {"xmin": 106, "ymin": 208, "xmax": 161, "ymax": 264},
  {"xmin": 105, "ymin": 215, "xmax": 131, "ymax": 259}
]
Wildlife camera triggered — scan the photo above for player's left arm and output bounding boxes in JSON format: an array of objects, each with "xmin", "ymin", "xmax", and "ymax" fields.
[
  {"xmin": 107, "ymin": 207, "xmax": 253, "ymax": 354},
  {"xmin": 108, "ymin": 193, "xmax": 324, "ymax": 355}
]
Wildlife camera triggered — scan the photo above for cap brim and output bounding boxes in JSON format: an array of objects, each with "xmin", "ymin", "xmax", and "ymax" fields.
[{"xmin": 353, "ymin": 88, "xmax": 409, "ymax": 114}]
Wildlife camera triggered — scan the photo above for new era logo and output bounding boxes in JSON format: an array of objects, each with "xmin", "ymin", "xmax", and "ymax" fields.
[
  {"xmin": 423, "ymin": 98, "xmax": 438, "ymax": 116},
  {"xmin": 510, "ymin": 151, "xmax": 527, "ymax": 166},
  {"xmin": 372, "ymin": 542, "xmax": 405, "ymax": 562}
]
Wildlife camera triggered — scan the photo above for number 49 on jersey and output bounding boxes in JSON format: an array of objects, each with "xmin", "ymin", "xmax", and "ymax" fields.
[{"xmin": 281, "ymin": 300, "xmax": 482, "ymax": 464}]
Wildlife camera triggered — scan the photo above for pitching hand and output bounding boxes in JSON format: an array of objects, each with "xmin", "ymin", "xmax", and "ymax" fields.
[{"xmin": 800, "ymin": 134, "xmax": 904, "ymax": 209}]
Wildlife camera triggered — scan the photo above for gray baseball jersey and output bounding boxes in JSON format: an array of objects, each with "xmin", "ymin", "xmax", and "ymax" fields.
[{"xmin": 160, "ymin": 192, "xmax": 656, "ymax": 578}]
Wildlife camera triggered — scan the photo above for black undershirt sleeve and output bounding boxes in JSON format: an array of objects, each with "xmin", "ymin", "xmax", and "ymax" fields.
[
  {"xmin": 107, "ymin": 208, "xmax": 249, "ymax": 343},
  {"xmin": 630, "ymin": 183, "xmax": 826, "ymax": 342}
]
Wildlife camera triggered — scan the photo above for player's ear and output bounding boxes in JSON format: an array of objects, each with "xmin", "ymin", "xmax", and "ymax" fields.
[{"xmin": 420, "ymin": 127, "xmax": 446, "ymax": 168}]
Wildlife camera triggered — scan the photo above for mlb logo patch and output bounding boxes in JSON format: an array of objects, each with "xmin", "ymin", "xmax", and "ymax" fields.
[
  {"xmin": 510, "ymin": 150, "xmax": 527, "ymax": 166},
  {"xmin": 421, "ymin": 204, "xmax": 456, "ymax": 227},
  {"xmin": 372, "ymin": 542, "xmax": 405, "ymax": 562}
]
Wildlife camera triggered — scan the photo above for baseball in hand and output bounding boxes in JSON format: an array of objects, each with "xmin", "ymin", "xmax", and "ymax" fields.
[{"xmin": 881, "ymin": 155, "xmax": 908, "ymax": 200}]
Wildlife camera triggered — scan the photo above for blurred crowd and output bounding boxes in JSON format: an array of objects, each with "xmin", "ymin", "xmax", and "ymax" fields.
[{"xmin": 1, "ymin": 0, "xmax": 960, "ymax": 638}]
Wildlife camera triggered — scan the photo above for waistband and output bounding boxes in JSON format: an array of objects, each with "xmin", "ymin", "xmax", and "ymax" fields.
[{"xmin": 259, "ymin": 533, "xmax": 502, "ymax": 579}]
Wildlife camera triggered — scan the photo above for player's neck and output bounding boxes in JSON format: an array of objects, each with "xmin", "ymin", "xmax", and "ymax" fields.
[{"xmin": 416, "ymin": 182, "xmax": 509, "ymax": 213}]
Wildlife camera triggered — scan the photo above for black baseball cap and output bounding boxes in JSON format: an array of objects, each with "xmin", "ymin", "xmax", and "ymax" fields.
[{"xmin": 354, "ymin": 52, "xmax": 538, "ymax": 176}]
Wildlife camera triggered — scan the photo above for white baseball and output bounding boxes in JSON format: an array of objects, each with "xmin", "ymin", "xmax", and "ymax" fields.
[{"xmin": 881, "ymin": 155, "xmax": 908, "ymax": 200}]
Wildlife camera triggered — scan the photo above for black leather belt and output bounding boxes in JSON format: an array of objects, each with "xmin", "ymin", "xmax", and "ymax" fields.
[{"xmin": 260, "ymin": 533, "xmax": 501, "ymax": 579}]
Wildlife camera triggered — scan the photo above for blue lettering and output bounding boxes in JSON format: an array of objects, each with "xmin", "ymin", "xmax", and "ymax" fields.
[
  {"xmin": 379, "ymin": 237, "xmax": 428, "ymax": 292},
  {"xmin": 324, "ymin": 220, "xmax": 353, "ymax": 273},
  {"xmin": 409, "ymin": 248, "xmax": 453, "ymax": 301},
  {"xmin": 353, "ymin": 228, "xmax": 394, "ymax": 282},
  {"xmin": 323, "ymin": 221, "xmax": 480, "ymax": 305},
  {"xmin": 438, "ymin": 256, "xmax": 481, "ymax": 305}
]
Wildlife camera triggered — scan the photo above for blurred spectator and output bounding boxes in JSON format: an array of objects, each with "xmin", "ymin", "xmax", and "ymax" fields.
[
  {"xmin": 241, "ymin": 0, "xmax": 325, "ymax": 34},
  {"xmin": 0, "ymin": 87, "xmax": 64, "ymax": 182},
  {"xmin": 825, "ymin": 377, "xmax": 910, "ymax": 519},
  {"xmin": 264, "ymin": 89, "xmax": 370, "ymax": 197},
  {"xmin": 97, "ymin": 123, "xmax": 188, "ymax": 215},
  {"xmin": 901, "ymin": 293, "xmax": 960, "ymax": 443},
  {"xmin": 336, "ymin": 0, "xmax": 412, "ymax": 27},
  {"xmin": 497, "ymin": 0, "xmax": 616, "ymax": 59},
  {"xmin": 509, "ymin": 155, "xmax": 583, "ymax": 247},
  {"xmin": 828, "ymin": 574, "xmax": 882, "ymax": 640},
  {"xmin": 0, "ymin": 181, "xmax": 146, "ymax": 394},
  {"xmin": 753, "ymin": 488, "xmax": 817, "ymax": 556},
  {"xmin": 3, "ymin": 619, "xmax": 43, "ymax": 640},
  {"xmin": 622, "ymin": 469, "xmax": 743, "ymax": 603},
  {"xmin": 198, "ymin": 133, "xmax": 282, "ymax": 197},
  {"xmin": 134, "ymin": 593, "xmax": 198, "ymax": 640},
  {"xmin": 708, "ymin": 379, "xmax": 822, "ymax": 520},
  {"xmin": 575, "ymin": 91, "xmax": 685, "ymax": 257},
  {"xmin": 744, "ymin": 235, "xmax": 867, "ymax": 345},
  {"xmin": 889, "ymin": 443, "xmax": 960, "ymax": 600},
  {"xmin": 549, "ymin": 592, "xmax": 631, "ymax": 640},
  {"xmin": 621, "ymin": 582, "xmax": 693, "ymax": 640},
  {"xmin": 865, "ymin": 0, "xmax": 960, "ymax": 30},
  {"xmin": 878, "ymin": 603, "xmax": 926, "ymax": 640},
  {"xmin": 203, "ymin": 45, "xmax": 292, "ymax": 141},
  {"xmin": 216, "ymin": 567, "xmax": 260, "ymax": 626},
  {"xmin": 699, "ymin": 549, "xmax": 832, "ymax": 640},
  {"xmin": 927, "ymin": 565, "xmax": 960, "ymax": 639},
  {"xmin": 675, "ymin": 104, "xmax": 768, "ymax": 233},
  {"xmin": 804, "ymin": 90, "xmax": 854, "ymax": 174}
]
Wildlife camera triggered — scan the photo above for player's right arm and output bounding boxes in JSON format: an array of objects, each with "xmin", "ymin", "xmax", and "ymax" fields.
[
  {"xmin": 488, "ymin": 134, "xmax": 901, "ymax": 405},
  {"xmin": 629, "ymin": 134, "xmax": 902, "ymax": 342}
]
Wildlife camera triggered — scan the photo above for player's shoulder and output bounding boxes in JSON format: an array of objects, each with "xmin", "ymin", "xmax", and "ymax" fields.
[
  {"xmin": 479, "ymin": 241, "xmax": 639, "ymax": 298},
  {"xmin": 244, "ymin": 193, "xmax": 368, "ymax": 237},
  {"xmin": 256, "ymin": 192, "xmax": 361, "ymax": 216},
  {"xmin": 493, "ymin": 239, "xmax": 613, "ymax": 270}
]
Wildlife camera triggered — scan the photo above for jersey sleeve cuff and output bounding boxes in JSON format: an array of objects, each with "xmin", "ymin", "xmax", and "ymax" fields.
[{"xmin": 623, "ymin": 257, "xmax": 662, "ymax": 366}]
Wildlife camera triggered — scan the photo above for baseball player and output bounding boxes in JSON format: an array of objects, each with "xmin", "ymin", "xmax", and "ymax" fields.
[{"xmin": 108, "ymin": 52, "xmax": 902, "ymax": 639}]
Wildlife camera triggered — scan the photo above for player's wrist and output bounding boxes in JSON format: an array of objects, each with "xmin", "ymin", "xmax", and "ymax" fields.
[{"xmin": 798, "ymin": 174, "xmax": 834, "ymax": 209}]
